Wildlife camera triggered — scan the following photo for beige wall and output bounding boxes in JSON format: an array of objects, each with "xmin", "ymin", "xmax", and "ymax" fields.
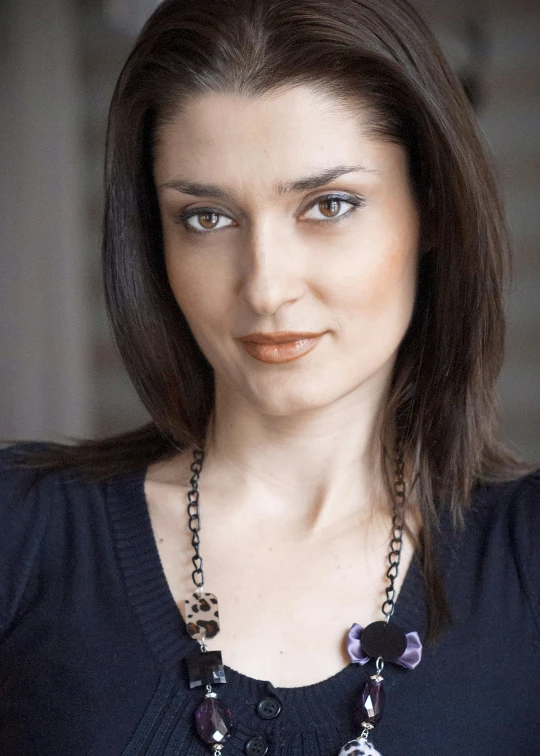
[{"xmin": 0, "ymin": 0, "xmax": 91, "ymax": 442}]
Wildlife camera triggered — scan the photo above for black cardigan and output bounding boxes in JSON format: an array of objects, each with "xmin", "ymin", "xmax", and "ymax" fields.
[{"xmin": 0, "ymin": 442, "xmax": 539, "ymax": 755}]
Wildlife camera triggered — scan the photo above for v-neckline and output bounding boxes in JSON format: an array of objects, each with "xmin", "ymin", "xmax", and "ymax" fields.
[{"xmin": 105, "ymin": 463, "xmax": 449, "ymax": 731}]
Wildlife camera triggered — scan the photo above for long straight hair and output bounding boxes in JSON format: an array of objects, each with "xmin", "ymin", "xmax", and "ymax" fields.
[{"xmin": 6, "ymin": 0, "xmax": 531, "ymax": 648}]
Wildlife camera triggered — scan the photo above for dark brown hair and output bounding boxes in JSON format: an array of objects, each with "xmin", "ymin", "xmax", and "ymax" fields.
[{"xmin": 6, "ymin": 0, "xmax": 531, "ymax": 648}]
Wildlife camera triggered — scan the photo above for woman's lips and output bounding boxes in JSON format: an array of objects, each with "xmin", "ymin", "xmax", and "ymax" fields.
[{"xmin": 238, "ymin": 335, "xmax": 324, "ymax": 363}]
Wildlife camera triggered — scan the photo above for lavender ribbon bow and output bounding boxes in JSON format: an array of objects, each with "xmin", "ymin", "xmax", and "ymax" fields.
[{"xmin": 346, "ymin": 622, "xmax": 423, "ymax": 670}]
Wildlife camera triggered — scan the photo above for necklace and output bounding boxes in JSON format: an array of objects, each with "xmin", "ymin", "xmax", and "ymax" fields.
[{"xmin": 182, "ymin": 442, "xmax": 423, "ymax": 756}]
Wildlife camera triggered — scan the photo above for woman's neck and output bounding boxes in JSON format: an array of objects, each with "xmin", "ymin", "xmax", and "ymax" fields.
[{"xmin": 196, "ymin": 379, "xmax": 396, "ymax": 539}]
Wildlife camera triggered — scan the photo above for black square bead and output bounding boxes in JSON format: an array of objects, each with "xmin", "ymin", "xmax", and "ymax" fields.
[{"xmin": 186, "ymin": 648, "xmax": 227, "ymax": 688}]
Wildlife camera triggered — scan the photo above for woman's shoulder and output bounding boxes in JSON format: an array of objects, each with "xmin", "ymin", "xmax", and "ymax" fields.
[
  {"xmin": 0, "ymin": 440, "xmax": 91, "ymax": 508},
  {"xmin": 463, "ymin": 466, "xmax": 540, "ymax": 544},
  {"xmin": 0, "ymin": 441, "xmax": 118, "ymax": 634},
  {"xmin": 0, "ymin": 440, "xmax": 50, "ymax": 485},
  {"xmin": 434, "ymin": 467, "xmax": 540, "ymax": 565},
  {"xmin": 0, "ymin": 443, "xmax": 60, "ymax": 634},
  {"xmin": 469, "ymin": 465, "xmax": 540, "ymax": 517},
  {"xmin": 0, "ymin": 441, "xmax": 62, "ymax": 519},
  {"xmin": 461, "ymin": 467, "xmax": 540, "ymax": 624}
]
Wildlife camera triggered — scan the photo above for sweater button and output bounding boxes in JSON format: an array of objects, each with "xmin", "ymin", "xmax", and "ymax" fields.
[
  {"xmin": 256, "ymin": 696, "xmax": 282, "ymax": 719},
  {"xmin": 245, "ymin": 734, "xmax": 269, "ymax": 755}
]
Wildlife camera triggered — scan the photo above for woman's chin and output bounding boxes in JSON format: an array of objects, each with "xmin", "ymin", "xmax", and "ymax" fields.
[{"xmin": 239, "ymin": 383, "xmax": 346, "ymax": 418}]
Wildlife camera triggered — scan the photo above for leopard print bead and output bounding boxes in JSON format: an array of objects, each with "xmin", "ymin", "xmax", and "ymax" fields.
[
  {"xmin": 338, "ymin": 738, "xmax": 382, "ymax": 756},
  {"xmin": 184, "ymin": 591, "xmax": 220, "ymax": 640}
]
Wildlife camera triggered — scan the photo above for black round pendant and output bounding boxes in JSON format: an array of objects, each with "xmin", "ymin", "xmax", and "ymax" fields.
[{"xmin": 361, "ymin": 620, "xmax": 407, "ymax": 661}]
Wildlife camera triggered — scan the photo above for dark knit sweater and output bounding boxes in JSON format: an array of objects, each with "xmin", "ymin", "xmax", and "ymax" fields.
[{"xmin": 0, "ymin": 442, "xmax": 539, "ymax": 755}]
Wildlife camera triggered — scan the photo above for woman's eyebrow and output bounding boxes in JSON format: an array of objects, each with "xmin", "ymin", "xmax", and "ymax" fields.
[{"xmin": 157, "ymin": 164, "xmax": 379, "ymax": 201}]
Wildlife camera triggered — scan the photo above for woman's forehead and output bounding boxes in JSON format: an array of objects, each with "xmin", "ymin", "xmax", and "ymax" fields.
[{"xmin": 153, "ymin": 86, "xmax": 407, "ymax": 193}]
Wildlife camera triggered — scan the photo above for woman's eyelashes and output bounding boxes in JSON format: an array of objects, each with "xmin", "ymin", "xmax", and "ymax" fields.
[{"xmin": 175, "ymin": 193, "xmax": 366, "ymax": 234}]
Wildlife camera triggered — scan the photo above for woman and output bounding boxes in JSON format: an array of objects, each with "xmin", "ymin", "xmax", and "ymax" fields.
[{"xmin": 1, "ymin": 0, "xmax": 538, "ymax": 754}]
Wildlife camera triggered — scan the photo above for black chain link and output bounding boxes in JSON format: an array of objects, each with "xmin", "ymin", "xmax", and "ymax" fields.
[
  {"xmin": 382, "ymin": 439, "xmax": 406, "ymax": 622},
  {"xmin": 187, "ymin": 447, "xmax": 205, "ymax": 588}
]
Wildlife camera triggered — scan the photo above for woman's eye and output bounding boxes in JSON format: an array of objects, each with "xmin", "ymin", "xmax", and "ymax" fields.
[
  {"xmin": 177, "ymin": 208, "xmax": 235, "ymax": 234},
  {"xmin": 302, "ymin": 194, "xmax": 364, "ymax": 223},
  {"xmin": 177, "ymin": 193, "xmax": 364, "ymax": 234}
]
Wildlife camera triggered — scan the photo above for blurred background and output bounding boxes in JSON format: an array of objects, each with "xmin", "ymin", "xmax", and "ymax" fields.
[{"xmin": 0, "ymin": 0, "xmax": 539, "ymax": 460}]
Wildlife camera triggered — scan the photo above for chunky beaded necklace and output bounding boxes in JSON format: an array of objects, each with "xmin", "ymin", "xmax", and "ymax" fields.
[{"xmin": 183, "ymin": 442, "xmax": 423, "ymax": 756}]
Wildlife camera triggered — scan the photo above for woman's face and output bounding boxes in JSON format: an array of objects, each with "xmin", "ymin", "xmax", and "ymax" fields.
[{"xmin": 154, "ymin": 85, "xmax": 420, "ymax": 417}]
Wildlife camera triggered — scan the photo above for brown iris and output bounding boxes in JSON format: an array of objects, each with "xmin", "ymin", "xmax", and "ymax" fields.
[
  {"xmin": 318, "ymin": 198, "xmax": 341, "ymax": 218},
  {"xmin": 198, "ymin": 212, "xmax": 220, "ymax": 229}
]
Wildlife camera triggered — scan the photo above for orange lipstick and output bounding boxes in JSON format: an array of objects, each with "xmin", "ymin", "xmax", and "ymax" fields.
[{"xmin": 237, "ymin": 331, "xmax": 325, "ymax": 364}]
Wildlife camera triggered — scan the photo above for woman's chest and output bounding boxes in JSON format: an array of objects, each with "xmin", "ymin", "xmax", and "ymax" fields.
[{"xmin": 152, "ymin": 510, "xmax": 418, "ymax": 687}]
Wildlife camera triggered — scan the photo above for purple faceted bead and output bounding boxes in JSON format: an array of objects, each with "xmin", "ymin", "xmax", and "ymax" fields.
[
  {"xmin": 359, "ymin": 678, "xmax": 385, "ymax": 726},
  {"xmin": 195, "ymin": 696, "xmax": 233, "ymax": 745}
]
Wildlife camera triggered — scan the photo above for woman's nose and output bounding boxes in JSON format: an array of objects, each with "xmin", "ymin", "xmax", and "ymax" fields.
[{"xmin": 238, "ymin": 222, "xmax": 307, "ymax": 315}]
